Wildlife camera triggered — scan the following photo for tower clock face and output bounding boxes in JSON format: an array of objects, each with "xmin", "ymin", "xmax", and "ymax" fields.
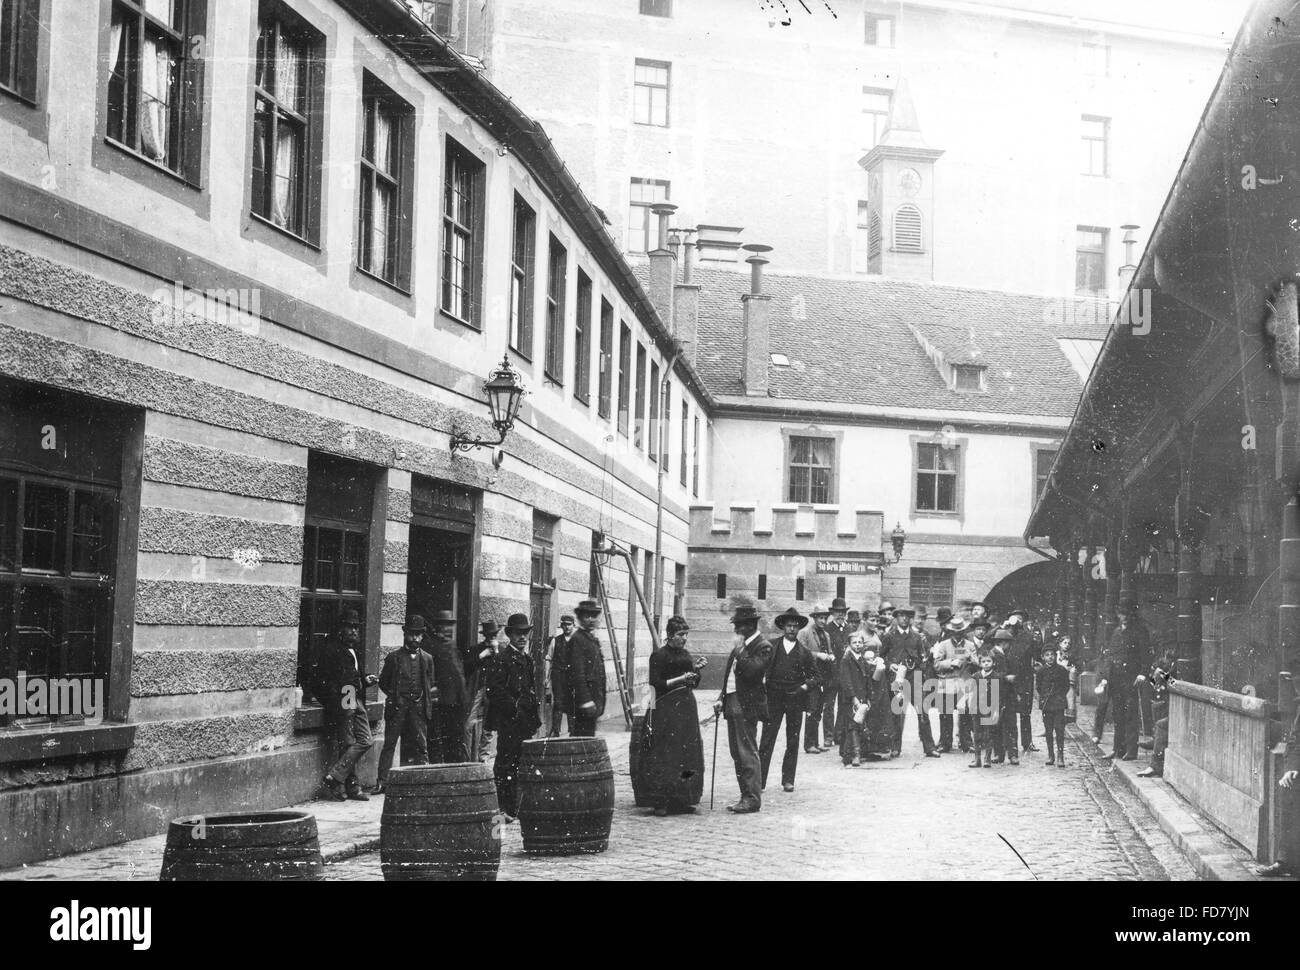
[{"xmin": 900, "ymin": 168, "xmax": 922, "ymax": 197}]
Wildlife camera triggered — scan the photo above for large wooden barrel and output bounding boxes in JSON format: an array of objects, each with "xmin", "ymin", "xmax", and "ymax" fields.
[
  {"xmin": 159, "ymin": 811, "xmax": 324, "ymax": 881},
  {"xmin": 380, "ymin": 763, "xmax": 500, "ymax": 881},
  {"xmin": 629, "ymin": 714, "xmax": 653, "ymax": 808},
  {"xmin": 517, "ymin": 737, "xmax": 615, "ymax": 855}
]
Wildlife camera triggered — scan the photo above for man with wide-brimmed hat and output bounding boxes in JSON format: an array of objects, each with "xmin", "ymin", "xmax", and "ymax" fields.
[
  {"xmin": 1099, "ymin": 597, "xmax": 1151, "ymax": 762},
  {"xmin": 881, "ymin": 605, "xmax": 938, "ymax": 758},
  {"xmin": 317, "ymin": 608, "xmax": 379, "ymax": 801},
  {"xmin": 809, "ymin": 598, "xmax": 851, "ymax": 751},
  {"xmin": 486, "ymin": 613, "xmax": 541, "ymax": 819},
  {"xmin": 761, "ymin": 607, "xmax": 820, "ymax": 792},
  {"xmin": 375, "ymin": 614, "xmax": 436, "ymax": 792},
  {"xmin": 799, "ymin": 602, "xmax": 838, "ymax": 753},
  {"xmin": 426, "ymin": 609, "xmax": 469, "ymax": 764},
  {"xmin": 463, "ymin": 619, "xmax": 500, "ymax": 763},
  {"xmin": 930, "ymin": 615, "xmax": 969, "ymax": 753},
  {"xmin": 712, "ymin": 604, "xmax": 773, "ymax": 813},
  {"xmin": 566, "ymin": 600, "xmax": 608, "ymax": 736}
]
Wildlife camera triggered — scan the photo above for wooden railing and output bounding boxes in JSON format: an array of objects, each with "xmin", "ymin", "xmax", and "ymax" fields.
[{"xmin": 1166, "ymin": 680, "xmax": 1279, "ymax": 860}]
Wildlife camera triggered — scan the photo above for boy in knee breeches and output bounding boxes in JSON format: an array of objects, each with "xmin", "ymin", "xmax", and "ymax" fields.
[{"xmin": 1036, "ymin": 644, "xmax": 1070, "ymax": 767}]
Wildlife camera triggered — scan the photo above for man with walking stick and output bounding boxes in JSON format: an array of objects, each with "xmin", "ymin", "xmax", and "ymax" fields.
[{"xmin": 712, "ymin": 605, "xmax": 773, "ymax": 814}]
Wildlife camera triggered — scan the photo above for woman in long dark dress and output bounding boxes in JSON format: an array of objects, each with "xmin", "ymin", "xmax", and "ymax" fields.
[{"xmin": 645, "ymin": 616, "xmax": 706, "ymax": 816}]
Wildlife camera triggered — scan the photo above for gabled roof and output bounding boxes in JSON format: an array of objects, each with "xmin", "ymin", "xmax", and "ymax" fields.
[{"xmin": 682, "ymin": 265, "xmax": 1112, "ymax": 419}]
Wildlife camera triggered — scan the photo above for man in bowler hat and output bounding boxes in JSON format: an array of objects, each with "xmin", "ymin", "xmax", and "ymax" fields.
[
  {"xmin": 881, "ymin": 605, "xmax": 938, "ymax": 758},
  {"xmin": 1100, "ymin": 598, "xmax": 1152, "ymax": 762},
  {"xmin": 566, "ymin": 600, "xmax": 608, "ymax": 736},
  {"xmin": 317, "ymin": 608, "xmax": 378, "ymax": 801},
  {"xmin": 375, "ymin": 614, "xmax": 436, "ymax": 792},
  {"xmin": 713, "ymin": 604, "xmax": 773, "ymax": 813},
  {"xmin": 545, "ymin": 615, "xmax": 576, "ymax": 737},
  {"xmin": 486, "ymin": 613, "xmax": 541, "ymax": 819},
  {"xmin": 426, "ymin": 610, "xmax": 470, "ymax": 763}
]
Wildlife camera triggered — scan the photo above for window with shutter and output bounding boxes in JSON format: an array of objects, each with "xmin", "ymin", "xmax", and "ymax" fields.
[{"xmin": 893, "ymin": 204, "xmax": 923, "ymax": 252}]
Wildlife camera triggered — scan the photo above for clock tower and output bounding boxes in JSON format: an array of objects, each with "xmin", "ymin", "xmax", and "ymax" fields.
[{"xmin": 859, "ymin": 78, "xmax": 944, "ymax": 281}]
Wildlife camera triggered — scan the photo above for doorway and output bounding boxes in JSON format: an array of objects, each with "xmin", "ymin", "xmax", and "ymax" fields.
[{"xmin": 406, "ymin": 525, "xmax": 473, "ymax": 652}]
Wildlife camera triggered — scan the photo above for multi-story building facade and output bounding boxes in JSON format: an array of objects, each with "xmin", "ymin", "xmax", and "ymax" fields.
[
  {"xmin": 427, "ymin": 0, "xmax": 1244, "ymax": 295},
  {"xmin": 670, "ymin": 255, "xmax": 1107, "ymax": 671},
  {"xmin": 0, "ymin": 0, "xmax": 710, "ymax": 867}
]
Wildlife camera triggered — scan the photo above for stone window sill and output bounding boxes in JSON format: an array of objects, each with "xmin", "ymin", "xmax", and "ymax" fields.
[{"xmin": 0, "ymin": 722, "xmax": 136, "ymax": 765}]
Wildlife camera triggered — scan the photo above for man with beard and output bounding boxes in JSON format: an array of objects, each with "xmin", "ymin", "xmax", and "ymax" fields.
[
  {"xmin": 880, "ymin": 605, "xmax": 938, "ymax": 758},
  {"xmin": 799, "ymin": 602, "xmax": 839, "ymax": 752},
  {"xmin": 761, "ymin": 607, "xmax": 821, "ymax": 791}
]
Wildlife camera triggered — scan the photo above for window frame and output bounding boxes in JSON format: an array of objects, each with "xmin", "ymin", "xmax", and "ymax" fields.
[
  {"xmin": 692, "ymin": 413, "xmax": 700, "ymax": 497},
  {"xmin": 648, "ymin": 359, "xmax": 660, "ymax": 462},
  {"xmin": 783, "ymin": 431, "xmax": 839, "ymax": 505},
  {"xmin": 1081, "ymin": 113, "xmax": 1109, "ymax": 177},
  {"xmin": 105, "ymin": 0, "xmax": 207, "ymax": 185},
  {"xmin": 909, "ymin": 567, "xmax": 956, "ymax": 613},
  {"xmin": 441, "ymin": 136, "xmax": 486, "ymax": 329},
  {"xmin": 627, "ymin": 177, "xmax": 670, "ymax": 254},
  {"xmin": 597, "ymin": 298, "xmax": 614, "ymax": 418},
  {"xmin": 680, "ymin": 399, "xmax": 689, "ymax": 487},
  {"xmin": 911, "ymin": 436, "xmax": 965, "ymax": 517},
  {"xmin": 635, "ymin": 342, "xmax": 648, "ymax": 451},
  {"xmin": 633, "ymin": 57, "xmax": 670, "ymax": 128},
  {"xmin": 544, "ymin": 234, "xmax": 567, "ymax": 384},
  {"xmin": 617, "ymin": 322, "xmax": 632, "ymax": 437},
  {"xmin": 356, "ymin": 71, "xmax": 414, "ymax": 291},
  {"xmin": 853, "ymin": 200, "xmax": 871, "ymax": 274},
  {"xmin": 574, "ymin": 270, "xmax": 592, "ymax": 406},
  {"xmin": 862, "ymin": 86, "xmax": 892, "ymax": 150},
  {"xmin": 892, "ymin": 203, "xmax": 923, "ymax": 252},
  {"xmin": 0, "ymin": 0, "xmax": 41, "ymax": 105},
  {"xmin": 509, "ymin": 193, "xmax": 537, "ymax": 357},
  {"xmin": 1031, "ymin": 444, "xmax": 1059, "ymax": 505},
  {"xmin": 952, "ymin": 363, "xmax": 986, "ymax": 393},
  {"xmin": 639, "ymin": 0, "xmax": 672, "ymax": 16},
  {"xmin": 1075, "ymin": 225, "xmax": 1108, "ymax": 297},
  {"xmin": 1081, "ymin": 40, "xmax": 1109, "ymax": 78},
  {"xmin": 864, "ymin": 14, "xmax": 895, "ymax": 47}
]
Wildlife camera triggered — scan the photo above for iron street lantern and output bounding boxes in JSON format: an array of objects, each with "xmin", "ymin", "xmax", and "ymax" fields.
[
  {"xmin": 890, "ymin": 522, "xmax": 907, "ymax": 564},
  {"xmin": 450, "ymin": 355, "xmax": 527, "ymax": 456}
]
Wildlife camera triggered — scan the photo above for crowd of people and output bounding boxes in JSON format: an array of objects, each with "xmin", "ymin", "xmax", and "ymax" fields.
[{"xmin": 306, "ymin": 591, "xmax": 1181, "ymax": 825}]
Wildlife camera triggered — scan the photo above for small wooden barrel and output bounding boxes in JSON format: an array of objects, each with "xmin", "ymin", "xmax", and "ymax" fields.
[
  {"xmin": 629, "ymin": 714, "xmax": 653, "ymax": 808},
  {"xmin": 160, "ymin": 811, "xmax": 324, "ymax": 881},
  {"xmin": 517, "ymin": 737, "xmax": 615, "ymax": 855},
  {"xmin": 380, "ymin": 763, "xmax": 501, "ymax": 881}
]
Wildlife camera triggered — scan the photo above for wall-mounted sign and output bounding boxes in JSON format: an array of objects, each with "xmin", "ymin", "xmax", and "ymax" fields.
[
  {"xmin": 816, "ymin": 558, "xmax": 881, "ymax": 575},
  {"xmin": 412, "ymin": 476, "xmax": 478, "ymax": 525}
]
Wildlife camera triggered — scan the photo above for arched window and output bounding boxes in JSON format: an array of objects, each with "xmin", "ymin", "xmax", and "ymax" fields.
[{"xmin": 893, "ymin": 204, "xmax": 923, "ymax": 252}]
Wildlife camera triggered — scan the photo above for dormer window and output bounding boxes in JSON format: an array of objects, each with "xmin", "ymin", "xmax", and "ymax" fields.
[{"xmin": 953, "ymin": 364, "xmax": 985, "ymax": 392}]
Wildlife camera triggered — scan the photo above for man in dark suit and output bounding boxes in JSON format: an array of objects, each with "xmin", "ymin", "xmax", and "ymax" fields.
[
  {"xmin": 375, "ymin": 614, "xmax": 436, "ymax": 793},
  {"xmin": 880, "ymin": 605, "xmax": 938, "ymax": 758},
  {"xmin": 545, "ymin": 615, "xmax": 576, "ymax": 737},
  {"xmin": 463, "ymin": 620, "xmax": 499, "ymax": 763},
  {"xmin": 566, "ymin": 600, "xmax": 608, "ymax": 736},
  {"xmin": 712, "ymin": 604, "xmax": 773, "ymax": 814},
  {"xmin": 316, "ymin": 608, "xmax": 378, "ymax": 801},
  {"xmin": 1100, "ymin": 598, "xmax": 1152, "ymax": 762},
  {"xmin": 426, "ymin": 609, "xmax": 469, "ymax": 764},
  {"xmin": 486, "ymin": 613, "xmax": 541, "ymax": 820},
  {"xmin": 1002, "ymin": 608, "xmax": 1040, "ymax": 754},
  {"xmin": 761, "ymin": 607, "xmax": 821, "ymax": 792},
  {"xmin": 805, "ymin": 599, "xmax": 846, "ymax": 751}
]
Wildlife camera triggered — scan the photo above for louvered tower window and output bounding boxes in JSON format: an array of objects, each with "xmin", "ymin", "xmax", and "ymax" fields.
[{"xmin": 893, "ymin": 204, "xmax": 923, "ymax": 252}]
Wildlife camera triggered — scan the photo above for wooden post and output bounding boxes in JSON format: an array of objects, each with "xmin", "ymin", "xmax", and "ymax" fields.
[{"xmin": 1280, "ymin": 494, "xmax": 1300, "ymax": 713}]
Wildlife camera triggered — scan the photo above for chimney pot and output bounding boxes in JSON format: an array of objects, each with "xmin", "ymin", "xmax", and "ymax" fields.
[
  {"xmin": 743, "ymin": 243, "xmax": 773, "ymax": 296},
  {"xmin": 651, "ymin": 203, "xmax": 678, "ymax": 253}
]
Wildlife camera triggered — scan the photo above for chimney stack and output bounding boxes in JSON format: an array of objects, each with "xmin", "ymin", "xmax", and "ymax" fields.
[
  {"xmin": 672, "ymin": 228, "xmax": 700, "ymax": 366},
  {"xmin": 1118, "ymin": 224, "xmax": 1140, "ymax": 290},
  {"xmin": 741, "ymin": 244, "xmax": 773, "ymax": 397},
  {"xmin": 647, "ymin": 202, "xmax": 679, "ymax": 332}
]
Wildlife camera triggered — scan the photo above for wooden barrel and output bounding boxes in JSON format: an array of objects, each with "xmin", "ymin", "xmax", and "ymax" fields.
[
  {"xmin": 380, "ymin": 763, "xmax": 501, "ymax": 881},
  {"xmin": 159, "ymin": 811, "xmax": 324, "ymax": 881},
  {"xmin": 629, "ymin": 714, "xmax": 653, "ymax": 808},
  {"xmin": 517, "ymin": 737, "xmax": 615, "ymax": 855}
]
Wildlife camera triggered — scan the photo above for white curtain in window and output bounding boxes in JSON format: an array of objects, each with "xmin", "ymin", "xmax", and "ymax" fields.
[
  {"xmin": 109, "ymin": 16, "xmax": 124, "ymax": 76},
  {"xmin": 273, "ymin": 122, "xmax": 299, "ymax": 228},
  {"xmin": 139, "ymin": 33, "xmax": 173, "ymax": 162},
  {"xmin": 372, "ymin": 110, "xmax": 393, "ymax": 174}
]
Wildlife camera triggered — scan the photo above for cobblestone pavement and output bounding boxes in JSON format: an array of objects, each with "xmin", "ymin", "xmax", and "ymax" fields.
[{"xmin": 327, "ymin": 707, "xmax": 1191, "ymax": 881}]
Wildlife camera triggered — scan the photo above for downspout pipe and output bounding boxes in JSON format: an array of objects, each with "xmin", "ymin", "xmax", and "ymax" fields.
[{"xmin": 653, "ymin": 341, "xmax": 687, "ymax": 629}]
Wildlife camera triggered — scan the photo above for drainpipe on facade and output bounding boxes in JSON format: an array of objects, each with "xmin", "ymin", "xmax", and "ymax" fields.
[{"xmin": 654, "ymin": 343, "xmax": 686, "ymax": 630}]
